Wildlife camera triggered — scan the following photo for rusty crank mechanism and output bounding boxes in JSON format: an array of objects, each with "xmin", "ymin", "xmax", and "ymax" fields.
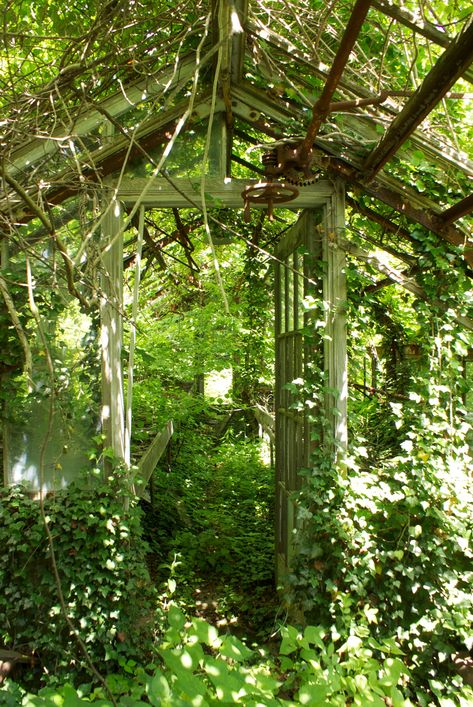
[
  {"xmin": 241, "ymin": 140, "xmax": 315, "ymax": 221},
  {"xmin": 242, "ymin": 0, "xmax": 372, "ymax": 221}
]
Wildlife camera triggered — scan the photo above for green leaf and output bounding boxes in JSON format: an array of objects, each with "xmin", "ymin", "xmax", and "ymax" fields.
[
  {"xmin": 203, "ymin": 657, "xmax": 245, "ymax": 701},
  {"xmin": 167, "ymin": 605, "xmax": 186, "ymax": 630},
  {"xmin": 219, "ymin": 635, "xmax": 253, "ymax": 662},
  {"xmin": 172, "ymin": 670, "xmax": 208, "ymax": 702},
  {"xmin": 353, "ymin": 692, "xmax": 386, "ymax": 707},
  {"xmin": 297, "ymin": 681, "xmax": 329, "ymax": 705},
  {"xmin": 190, "ymin": 618, "xmax": 221, "ymax": 648},
  {"xmin": 389, "ymin": 686, "xmax": 410, "ymax": 707},
  {"xmin": 378, "ymin": 658, "xmax": 407, "ymax": 687},
  {"xmin": 303, "ymin": 625, "xmax": 326, "ymax": 649},
  {"xmin": 280, "ymin": 626, "xmax": 300, "ymax": 655},
  {"xmin": 146, "ymin": 670, "xmax": 172, "ymax": 706}
]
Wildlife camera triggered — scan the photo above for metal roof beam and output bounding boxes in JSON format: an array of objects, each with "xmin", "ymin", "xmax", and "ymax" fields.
[
  {"xmin": 346, "ymin": 169, "xmax": 472, "ymax": 255},
  {"xmin": 441, "ymin": 193, "xmax": 473, "ymax": 225},
  {"xmin": 247, "ymin": 22, "xmax": 473, "ymax": 176},
  {"xmin": 345, "ymin": 195, "xmax": 414, "ymax": 246},
  {"xmin": 362, "ymin": 15, "xmax": 473, "ymax": 179},
  {"xmin": 301, "ymin": 0, "xmax": 372, "ymax": 153}
]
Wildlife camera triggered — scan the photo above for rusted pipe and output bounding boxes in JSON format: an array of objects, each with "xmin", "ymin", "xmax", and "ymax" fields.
[{"xmin": 301, "ymin": 0, "xmax": 372, "ymax": 154}]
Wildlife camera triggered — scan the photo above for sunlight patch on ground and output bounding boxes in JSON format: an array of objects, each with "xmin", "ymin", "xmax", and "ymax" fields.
[
  {"xmin": 259, "ymin": 436, "xmax": 273, "ymax": 466},
  {"xmin": 205, "ymin": 368, "xmax": 233, "ymax": 400}
]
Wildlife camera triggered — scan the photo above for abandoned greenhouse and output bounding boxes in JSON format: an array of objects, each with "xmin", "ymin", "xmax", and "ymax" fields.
[{"xmin": 1, "ymin": 0, "xmax": 473, "ymax": 703}]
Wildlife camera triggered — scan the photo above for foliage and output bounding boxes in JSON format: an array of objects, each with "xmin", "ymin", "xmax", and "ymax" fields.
[
  {"xmin": 281, "ymin": 244, "xmax": 473, "ymax": 703},
  {"xmin": 1, "ymin": 4, "xmax": 473, "ymax": 704},
  {"xmin": 232, "ymin": 237, "xmax": 274, "ymax": 407},
  {"xmin": 0, "ymin": 474, "xmax": 159, "ymax": 685},
  {"xmin": 1, "ymin": 607, "xmax": 442, "ymax": 706},
  {"xmin": 142, "ymin": 425, "xmax": 275, "ymax": 632}
]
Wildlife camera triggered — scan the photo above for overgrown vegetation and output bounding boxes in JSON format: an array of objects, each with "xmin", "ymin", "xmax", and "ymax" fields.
[
  {"xmin": 0, "ymin": 474, "xmax": 158, "ymax": 683},
  {"xmin": 142, "ymin": 427, "xmax": 276, "ymax": 633},
  {"xmin": 2, "ymin": 0, "xmax": 473, "ymax": 703},
  {"xmin": 0, "ymin": 608, "xmax": 446, "ymax": 706},
  {"xmin": 3, "ymin": 218, "xmax": 473, "ymax": 705}
]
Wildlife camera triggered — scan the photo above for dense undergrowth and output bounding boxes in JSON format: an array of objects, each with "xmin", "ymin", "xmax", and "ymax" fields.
[
  {"xmin": 141, "ymin": 419, "xmax": 277, "ymax": 638},
  {"xmin": 2, "ymin": 407, "xmax": 473, "ymax": 705}
]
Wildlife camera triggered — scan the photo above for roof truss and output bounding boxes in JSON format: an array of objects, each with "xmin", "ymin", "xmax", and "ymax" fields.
[
  {"xmin": 1, "ymin": 0, "xmax": 472, "ymax": 272},
  {"xmin": 361, "ymin": 15, "xmax": 473, "ymax": 179}
]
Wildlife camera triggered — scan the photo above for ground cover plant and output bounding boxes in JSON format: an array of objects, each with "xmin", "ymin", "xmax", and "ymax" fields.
[
  {"xmin": 0, "ymin": 473, "xmax": 159, "ymax": 687},
  {"xmin": 2, "ymin": 608, "xmax": 473, "ymax": 705},
  {"xmin": 141, "ymin": 423, "xmax": 276, "ymax": 638},
  {"xmin": 2, "ymin": 407, "xmax": 473, "ymax": 705}
]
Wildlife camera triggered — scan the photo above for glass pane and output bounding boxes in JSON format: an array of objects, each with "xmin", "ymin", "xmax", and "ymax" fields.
[{"xmin": 2, "ymin": 281, "xmax": 98, "ymax": 492}]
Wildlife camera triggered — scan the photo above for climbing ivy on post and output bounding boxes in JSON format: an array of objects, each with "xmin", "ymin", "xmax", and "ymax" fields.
[{"xmin": 233, "ymin": 228, "xmax": 273, "ymax": 418}]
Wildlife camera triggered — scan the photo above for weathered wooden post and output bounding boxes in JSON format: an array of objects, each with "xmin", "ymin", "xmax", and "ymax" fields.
[
  {"xmin": 321, "ymin": 180, "xmax": 348, "ymax": 460},
  {"xmin": 100, "ymin": 194, "xmax": 125, "ymax": 466}
]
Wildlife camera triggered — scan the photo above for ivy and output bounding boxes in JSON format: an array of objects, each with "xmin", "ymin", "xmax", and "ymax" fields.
[{"xmin": 0, "ymin": 474, "xmax": 159, "ymax": 684}]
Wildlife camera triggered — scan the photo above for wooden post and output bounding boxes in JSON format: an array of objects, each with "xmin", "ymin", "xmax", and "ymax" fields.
[
  {"xmin": 322, "ymin": 180, "xmax": 347, "ymax": 458},
  {"xmin": 124, "ymin": 205, "xmax": 145, "ymax": 468},
  {"xmin": 100, "ymin": 195, "xmax": 125, "ymax": 466},
  {"xmin": 1, "ymin": 238, "xmax": 8, "ymax": 485},
  {"xmin": 208, "ymin": 113, "xmax": 229, "ymax": 179}
]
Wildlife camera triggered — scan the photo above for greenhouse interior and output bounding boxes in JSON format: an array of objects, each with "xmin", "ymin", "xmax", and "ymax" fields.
[{"xmin": 1, "ymin": 0, "xmax": 473, "ymax": 704}]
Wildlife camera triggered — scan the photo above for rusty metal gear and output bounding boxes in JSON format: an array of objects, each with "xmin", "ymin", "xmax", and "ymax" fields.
[
  {"xmin": 241, "ymin": 138, "xmax": 322, "ymax": 219},
  {"xmin": 284, "ymin": 167, "xmax": 320, "ymax": 187},
  {"xmin": 241, "ymin": 181, "xmax": 299, "ymax": 221}
]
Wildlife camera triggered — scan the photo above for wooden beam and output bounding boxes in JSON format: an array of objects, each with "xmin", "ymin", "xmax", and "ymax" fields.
[
  {"xmin": 135, "ymin": 420, "xmax": 174, "ymax": 496},
  {"xmin": 214, "ymin": 0, "xmax": 247, "ymax": 81},
  {"xmin": 208, "ymin": 114, "xmax": 229, "ymax": 179},
  {"xmin": 441, "ymin": 193, "xmax": 473, "ymax": 225},
  {"xmin": 116, "ymin": 176, "xmax": 334, "ymax": 209},
  {"xmin": 362, "ymin": 15, "xmax": 473, "ymax": 178},
  {"xmin": 254, "ymin": 404, "xmax": 275, "ymax": 443},
  {"xmin": 371, "ymin": 0, "xmax": 450, "ymax": 48},
  {"xmin": 230, "ymin": 0, "xmax": 248, "ymax": 82}
]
